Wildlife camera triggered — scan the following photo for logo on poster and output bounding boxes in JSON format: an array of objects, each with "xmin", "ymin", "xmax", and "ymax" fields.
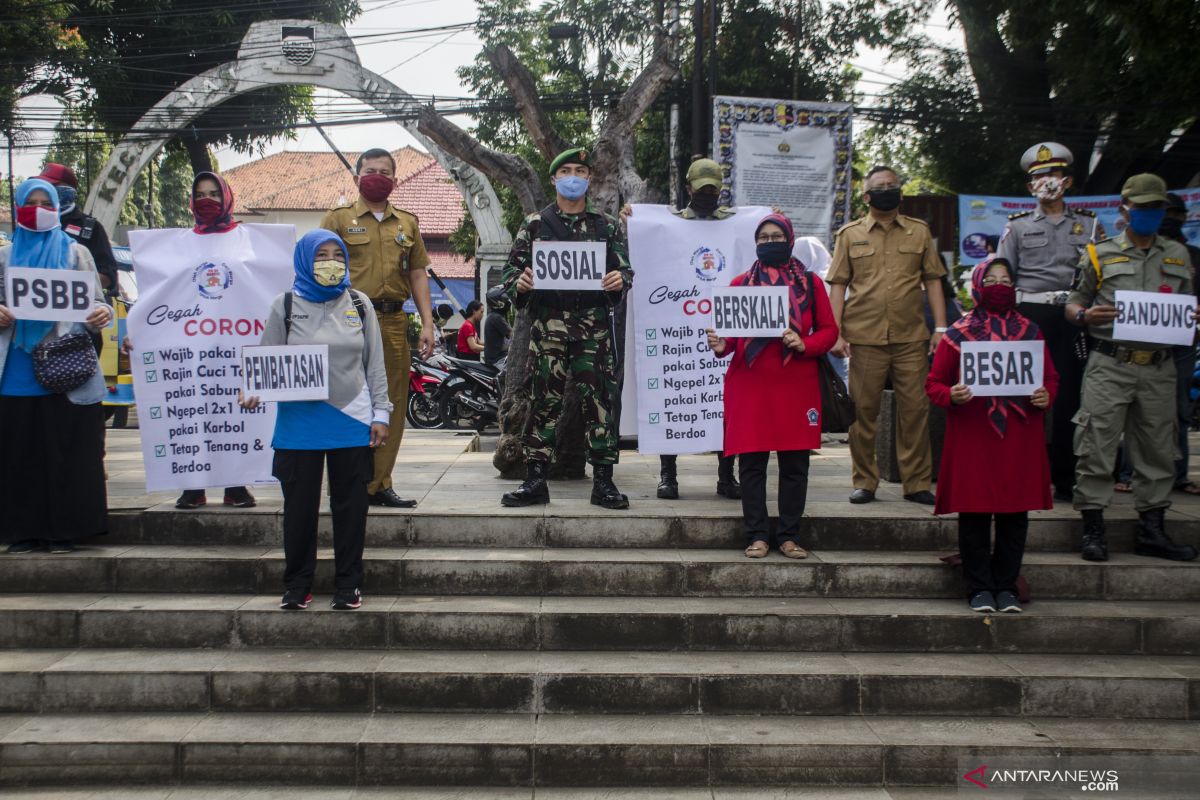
[
  {"xmin": 192, "ymin": 262, "xmax": 233, "ymax": 300},
  {"xmin": 692, "ymin": 247, "xmax": 726, "ymax": 282}
]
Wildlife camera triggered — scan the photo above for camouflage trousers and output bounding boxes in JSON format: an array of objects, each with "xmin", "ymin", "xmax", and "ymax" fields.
[{"xmin": 523, "ymin": 330, "xmax": 619, "ymax": 466}]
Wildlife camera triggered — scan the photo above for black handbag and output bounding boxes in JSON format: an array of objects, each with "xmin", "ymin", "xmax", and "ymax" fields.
[
  {"xmin": 817, "ymin": 356, "xmax": 855, "ymax": 433},
  {"xmin": 31, "ymin": 331, "xmax": 98, "ymax": 393}
]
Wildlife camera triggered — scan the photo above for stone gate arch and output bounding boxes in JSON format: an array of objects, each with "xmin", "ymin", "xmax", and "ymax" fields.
[{"xmin": 84, "ymin": 19, "xmax": 511, "ymax": 268}]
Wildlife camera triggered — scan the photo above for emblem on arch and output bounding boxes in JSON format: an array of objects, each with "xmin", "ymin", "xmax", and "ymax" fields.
[{"xmin": 281, "ymin": 26, "xmax": 316, "ymax": 66}]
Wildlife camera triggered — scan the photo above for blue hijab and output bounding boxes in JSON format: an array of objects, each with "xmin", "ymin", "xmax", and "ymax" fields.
[
  {"xmin": 292, "ymin": 229, "xmax": 350, "ymax": 302},
  {"xmin": 10, "ymin": 178, "xmax": 75, "ymax": 351}
]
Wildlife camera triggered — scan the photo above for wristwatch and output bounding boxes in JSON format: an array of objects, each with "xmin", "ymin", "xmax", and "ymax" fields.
[
  {"xmin": 1075, "ymin": 308, "xmax": 1087, "ymax": 324},
  {"xmin": 934, "ymin": 327, "xmax": 947, "ymax": 333}
]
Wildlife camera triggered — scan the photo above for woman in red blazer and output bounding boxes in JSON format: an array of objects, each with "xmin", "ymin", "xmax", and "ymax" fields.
[{"xmin": 707, "ymin": 213, "xmax": 839, "ymax": 559}]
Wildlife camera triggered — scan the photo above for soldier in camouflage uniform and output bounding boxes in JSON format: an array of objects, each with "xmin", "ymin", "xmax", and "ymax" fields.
[{"xmin": 500, "ymin": 147, "xmax": 634, "ymax": 509}]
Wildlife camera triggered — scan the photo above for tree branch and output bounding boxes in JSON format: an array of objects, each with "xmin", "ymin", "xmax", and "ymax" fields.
[
  {"xmin": 415, "ymin": 105, "xmax": 546, "ymax": 213},
  {"xmin": 597, "ymin": 43, "xmax": 676, "ymax": 145},
  {"xmin": 489, "ymin": 44, "xmax": 572, "ymax": 161}
]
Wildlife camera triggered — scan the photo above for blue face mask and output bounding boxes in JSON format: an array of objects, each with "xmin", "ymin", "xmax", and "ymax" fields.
[
  {"xmin": 1127, "ymin": 207, "xmax": 1167, "ymax": 237},
  {"xmin": 56, "ymin": 185, "xmax": 77, "ymax": 215},
  {"xmin": 555, "ymin": 175, "xmax": 589, "ymax": 201}
]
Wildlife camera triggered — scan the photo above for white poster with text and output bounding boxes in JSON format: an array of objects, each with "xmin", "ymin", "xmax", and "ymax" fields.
[
  {"xmin": 1112, "ymin": 290, "xmax": 1197, "ymax": 347},
  {"xmin": 960, "ymin": 340, "xmax": 1044, "ymax": 397},
  {"xmin": 5, "ymin": 267, "xmax": 96, "ymax": 322},
  {"xmin": 243, "ymin": 345, "xmax": 330, "ymax": 402},
  {"xmin": 531, "ymin": 241, "xmax": 607, "ymax": 291},
  {"xmin": 127, "ymin": 223, "xmax": 295, "ymax": 492},
  {"xmin": 711, "ymin": 286, "xmax": 790, "ymax": 338}
]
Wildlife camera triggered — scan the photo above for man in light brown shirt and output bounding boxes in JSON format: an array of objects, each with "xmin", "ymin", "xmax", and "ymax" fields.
[
  {"xmin": 321, "ymin": 148, "xmax": 436, "ymax": 507},
  {"xmin": 826, "ymin": 165, "xmax": 948, "ymax": 505}
]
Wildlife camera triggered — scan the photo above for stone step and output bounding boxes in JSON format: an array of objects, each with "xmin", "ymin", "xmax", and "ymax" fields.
[
  {"xmin": 3, "ymin": 649, "xmax": 1197, "ymax": 719},
  {"xmin": 5, "ymin": 546, "xmax": 1198, "ymax": 601},
  {"xmin": 0, "ymin": 712, "xmax": 1196, "ymax": 788},
  {"xmin": 104, "ymin": 508, "xmax": 1200, "ymax": 551},
  {"xmin": 3, "ymin": 594, "xmax": 1197, "ymax": 655},
  {"xmin": 0, "ymin": 787, "xmax": 970, "ymax": 800}
]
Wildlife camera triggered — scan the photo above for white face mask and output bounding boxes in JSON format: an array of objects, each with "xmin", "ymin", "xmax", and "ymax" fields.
[
  {"xmin": 1031, "ymin": 175, "xmax": 1067, "ymax": 202},
  {"xmin": 313, "ymin": 259, "xmax": 346, "ymax": 287}
]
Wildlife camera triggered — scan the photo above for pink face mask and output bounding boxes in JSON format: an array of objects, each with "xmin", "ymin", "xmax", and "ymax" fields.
[
  {"xmin": 16, "ymin": 205, "xmax": 61, "ymax": 232},
  {"xmin": 1030, "ymin": 176, "xmax": 1066, "ymax": 202}
]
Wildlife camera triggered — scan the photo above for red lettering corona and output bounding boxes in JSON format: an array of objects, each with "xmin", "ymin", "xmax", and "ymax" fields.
[
  {"xmin": 184, "ymin": 319, "xmax": 265, "ymax": 337},
  {"xmin": 683, "ymin": 299, "xmax": 712, "ymax": 316}
]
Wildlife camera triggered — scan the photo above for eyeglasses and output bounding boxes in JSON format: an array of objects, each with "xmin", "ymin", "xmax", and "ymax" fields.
[
  {"xmin": 755, "ymin": 234, "xmax": 788, "ymax": 244},
  {"xmin": 981, "ymin": 277, "xmax": 1014, "ymax": 287}
]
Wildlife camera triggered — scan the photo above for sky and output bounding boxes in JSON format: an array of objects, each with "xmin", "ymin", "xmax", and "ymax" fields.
[{"xmin": 8, "ymin": 1, "xmax": 963, "ymax": 179}]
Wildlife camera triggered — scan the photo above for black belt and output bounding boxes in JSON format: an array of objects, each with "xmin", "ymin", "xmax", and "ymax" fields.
[
  {"xmin": 1090, "ymin": 338, "xmax": 1170, "ymax": 366},
  {"xmin": 371, "ymin": 300, "xmax": 406, "ymax": 314}
]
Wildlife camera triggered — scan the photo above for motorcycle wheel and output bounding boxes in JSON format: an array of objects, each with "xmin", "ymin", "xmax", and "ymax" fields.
[
  {"xmin": 438, "ymin": 383, "xmax": 486, "ymax": 431},
  {"xmin": 407, "ymin": 390, "xmax": 444, "ymax": 429}
]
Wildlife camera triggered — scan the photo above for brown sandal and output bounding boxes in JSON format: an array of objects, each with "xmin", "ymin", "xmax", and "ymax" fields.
[
  {"xmin": 744, "ymin": 541, "xmax": 769, "ymax": 558},
  {"xmin": 779, "ymin": 542, "xmax": 809, "ymax": 559}
]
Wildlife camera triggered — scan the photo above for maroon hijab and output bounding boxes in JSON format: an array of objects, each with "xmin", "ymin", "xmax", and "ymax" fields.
[
  {"xmin": 744, "ymin": 213, "xmax": 810, "ymax": 366},
  {"xmin": 189, "ymin": 171, "xmax": 239, "ymax": 235}
]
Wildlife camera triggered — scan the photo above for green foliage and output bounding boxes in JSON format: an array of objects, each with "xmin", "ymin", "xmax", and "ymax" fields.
[{"xmin": 0, "ymin": 2, "xmax": 88, "ymax": 133}]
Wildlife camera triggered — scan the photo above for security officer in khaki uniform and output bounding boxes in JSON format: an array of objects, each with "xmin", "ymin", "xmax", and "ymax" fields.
[
  {"xmin": 826, "ymin": 165, "xmax": 949, "ymax": 506},
  {"xmin": 997, "ymin": 143, "xmax": 1103, "ymax": 501},
  {"xmin": 320, "ymin": 148, "xmax": 436, "ymax": 508},
  {"xmin": 1065, "ymin": 173, "xmax": 1198, "ymax": 563}
]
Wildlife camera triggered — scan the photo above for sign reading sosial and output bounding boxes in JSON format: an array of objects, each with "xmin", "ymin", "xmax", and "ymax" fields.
[
  {"xmin": 960, "ymin": 341, "xmax": 1044, "ymax": 397},
  {"xmin": 242, "ymin": 345, "xmax": 330, "ymax": 402},
  {"xmin": 711, "ymin": 286, "xmax": 790, "ymax": 338},
  {"xmin": 1112, "ymin": 290, "xmax": 1197, "ymax": 347},
  {"xmin": 531, "ymin": 241, "xmax": 607, "ymax": 291},
  {"xmin": 6, "ymin": 267, "xmax": 96, "ymax": 322}
]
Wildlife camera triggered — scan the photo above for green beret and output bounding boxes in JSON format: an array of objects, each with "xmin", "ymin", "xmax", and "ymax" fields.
[{"xmin": 549, "ymin": 147, "xmax": 591, "ymax": 175}]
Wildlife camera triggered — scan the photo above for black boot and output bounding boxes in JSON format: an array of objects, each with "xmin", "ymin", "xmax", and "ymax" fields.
[
  {"xmin": 716, "ymin": 455, "xmax": 741, "ymax": 499},
  {"xmin": 501, "ymin": 460, "xmax": 550, "ymax": 507},
  {"xmin": 1135, "ymin": 508, "xmax": 1198, "ymax": 561},
  {"xmin": 656, "ymin": 463, "xmax": 679, "ymax": 500},
  {"xmin": 591, "ymin": 464, "xmax": 630, "ymax": 509},
  {"xmin": 1080, "ymin": 509, "xmax": 1108, "ymax": 562}
]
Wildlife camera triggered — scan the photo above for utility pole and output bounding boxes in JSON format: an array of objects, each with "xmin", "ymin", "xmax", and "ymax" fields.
[
  {"xmin": 690, "ymin": 0, "xmax": 704, "ymax": 159},
  {"xmin": 6, "ymin": 129, "xmax": 14, "ymax": 235},
  {"xmin": 668, "ymin": 0, "xmax": 682, "ymax": 206},
  {"xmin": 708, "ymin": 0, "xmax": 718, "ymax": 153},
  {"xmin": 145, "ymin": 159, "xmax": 155, "ymax": 228}
]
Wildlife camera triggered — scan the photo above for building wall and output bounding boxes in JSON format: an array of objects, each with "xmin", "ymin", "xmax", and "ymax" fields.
[{"xmin": 233, "ymin": 210, "xmax": 324, "ymax": 233}]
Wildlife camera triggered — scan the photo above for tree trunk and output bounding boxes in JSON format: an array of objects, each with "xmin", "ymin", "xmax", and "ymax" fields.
[{"xmin": 182, "ymin": 136, "xmax": 213, "ymax": 175}]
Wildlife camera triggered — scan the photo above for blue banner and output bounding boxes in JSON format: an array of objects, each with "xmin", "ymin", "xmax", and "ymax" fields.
[{"xmin": 404, "ymin": 278, "xmax": 475, "ymax": 314}]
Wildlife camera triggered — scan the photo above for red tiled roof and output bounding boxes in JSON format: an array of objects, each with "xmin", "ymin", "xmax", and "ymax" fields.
[
  {"xmin": 391, "ymin": 162, "xmax": 467, "ymax": 237},
  {"xmin": 426, "ymin": 243, "xmax": 474, "ymax": 279}
]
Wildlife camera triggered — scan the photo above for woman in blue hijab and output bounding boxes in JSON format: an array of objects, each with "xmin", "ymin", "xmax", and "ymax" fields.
[
  {"xmin": 240, "ymin": 229, "xmax": 392, "ymax": 611},
  {"xmin": 0, "ymin": 178, "xmax": 113, "ymax": 554}
]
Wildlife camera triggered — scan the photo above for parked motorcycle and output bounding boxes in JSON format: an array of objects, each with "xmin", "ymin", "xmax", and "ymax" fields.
[
  {"xmin": 438, "ymin": 357, "xmax": 502, "ymax": 431},
  {"xmin": 406, "ymin": 358, "xmax": 448, "ymax": 429}
]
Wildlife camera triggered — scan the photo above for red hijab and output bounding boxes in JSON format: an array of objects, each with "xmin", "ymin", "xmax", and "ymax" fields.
[{"xmin": 189, "ymin": 171, "xmax": 239, "ymax": 235}]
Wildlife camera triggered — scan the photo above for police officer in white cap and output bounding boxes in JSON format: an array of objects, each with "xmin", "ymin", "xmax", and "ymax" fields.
[{"xmin": 996, "ymin": 142, "xmax": 1104, "ymax": 502}]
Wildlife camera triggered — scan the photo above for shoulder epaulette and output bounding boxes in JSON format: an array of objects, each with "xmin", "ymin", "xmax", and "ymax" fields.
[
  {"xmin": 1008, "ymin": 210, "xmax": 1033, "ymax": 220},
  {"xmin": 902, "ymin": 214, "xmax": 929, "ymax": 227},
  {"xmin": 835, "ymin": 218, "xmax": 861, "ymax": 235},
  {"xmin": 1075, "ymin": 208, "xmax": 1096, "ymax": 217}
]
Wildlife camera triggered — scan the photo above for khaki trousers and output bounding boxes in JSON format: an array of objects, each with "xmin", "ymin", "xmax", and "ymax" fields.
[
  {"xmin": 369, "ymin": 311, "xmax": 410, "ymax": 495},
  {"xmin": 847, "ymin": 340, "xmax": 933, "ymax": 494}
]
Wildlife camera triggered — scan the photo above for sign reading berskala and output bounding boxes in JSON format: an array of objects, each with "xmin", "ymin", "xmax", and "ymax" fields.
[
  {"xmin": 242, "ymin": 345, "xmax": 329, "ymax": 402},
  {"xmin": 531, "ymin": 241, "xmax": 607, "ymax": 291},
  {"xmin": 126, "ymin": 223, "xmax": 294, "ymax": 492},
  {"xmin": 960, "ymin": 340, "xmax": 1044, "ymax": 397},
  {"xmin": 1112, "ymin": 290, "xmax": 1197, "ymax": 347},
  {"xmin": 711, "ymin": 286, "xmax": 790, "ymax": 338},
  {"xmin": 5, "ymin": 266, "xmax": 96, "ymax": 322}
]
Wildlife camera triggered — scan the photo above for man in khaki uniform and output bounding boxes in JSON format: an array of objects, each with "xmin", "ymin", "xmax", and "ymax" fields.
[
  {"xmin": 1064, "ymin": 173, "xmax": 1198, "ymax": 562},
  {"xmin": 826, "ymin": 165, "xmax": 948, "ymax": 505},
  {"xmin": 321, "ymin": 148, "xmax": 436, "ymax": 507}
]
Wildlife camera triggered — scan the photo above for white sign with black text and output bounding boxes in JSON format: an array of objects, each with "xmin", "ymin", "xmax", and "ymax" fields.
[
  {"xmin": 960, "ymin": 340, "xmax": 1044, "ymax": 397},
  {"xmin": 242, "ymin": 345, "xmax": 330, "ymax": 402},
  {"xmin": 1112, "ymin": 290, "xmax": 1197, "ymax": 347},
  {"xmin": 5, "ymin": 267, "xmax": 96, "ymax": 322},
  {"xmin": 531, "ymin": 241, "xmax": 607, "ymax": 291},
  {"xmin": 711, "ymin": 286, "xmax": 790, "ymax": 338}
]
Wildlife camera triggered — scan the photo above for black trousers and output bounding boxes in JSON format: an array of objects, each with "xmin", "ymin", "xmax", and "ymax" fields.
[
  {"xmin": 738, "ymin": 450, "xmax": 810, "ymax": 544},
  {"xmin": 957, "ymin": 512, "xmax": 1028, "ymax": 597},
  {"xmin": 272, "ymin": 446, "xmax": 373, "ymax": 592},
  {"xmin": 659, "ymin": 453, "xmax": 736, "ymax": 476},
  {"xmin": 1018, "ymin": 303, "xmax": 1083, "ymax": 494}
]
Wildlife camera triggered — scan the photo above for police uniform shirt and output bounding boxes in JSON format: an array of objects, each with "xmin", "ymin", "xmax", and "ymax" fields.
[
  {"xmin": 1069, "ymin": 232, "xmax": 1194, "ymax": 348},
  {"xmin": 996, "ymin": 207, "xmax": 1100, "ymax": 294},
  {"xmin": 825, "ymin": 214, "xmax": 946, "ymax": 345},
  {"xmin": 319, "ymin": 199, "xmax": 430, "ymax": 303}
]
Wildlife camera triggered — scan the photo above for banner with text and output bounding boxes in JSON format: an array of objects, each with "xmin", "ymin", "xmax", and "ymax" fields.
[
  {"xmin": 531, "ymin": 241, "xmax": 607, "ymax": 291},
  {"xmin": 958, "ymin": 188, "xmax": 1200, "ymax": 266},
  {"xmin": 711, "ymin": 286, "xmax": 790, "ymax": 337},
  {"xmin": 713, "ymin": 96, "xmax": 852, "ymax": 247},
  {"xmin": 961, "ymin": 341, "xmax": 1044, "ymax": 397},
  {"xmin": 127, "ymin": 223, "xmax": 295, "ymax": 492},
  {"xmin": 6, "ymin": 267, "xmax": 96, "ymax": 322},
  {"xmin": 1112, "ymin": 290, "xmax": 1197, "ymax": 347},
  {"xmin": 626, "ymin": 204, "xmax": 771, "ymax": 454},
  {"xmin": 243, "ymin": 345, "xmax": 329, "ymax": 402}
]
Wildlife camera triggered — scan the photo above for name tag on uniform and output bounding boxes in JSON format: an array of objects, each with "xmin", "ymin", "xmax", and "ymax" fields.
[
  {"xmin": 347, "ymin": 226, "xmax": 367, "ymax": 234},
  {"xmin": 531, "ymin": 242, "xmax": 606, "ymax": 291},
  {"xmin": 1164, "ymin": 257, "xmax": 1186, "ymax": 267}
]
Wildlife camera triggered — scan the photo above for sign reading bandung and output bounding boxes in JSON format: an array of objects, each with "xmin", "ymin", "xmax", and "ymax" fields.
[
  {"xmin": 960, "ymin": 341, "xmax": 1044, "ymax": 397},
  {"xmin": 1112, "ymin": 290, "xmax": 1197, "ymax": 347},
  {"xmin": 5, "ymin": 267, "xmax": 96, "ymax": 322},
  {"xmin": 531, "ymin": 241, "xmax": 607, "ymax": 291},
  {"xmin": 242, "ymin": 345, "xmax": 330, "ymax": 402},
  {"xmin": 711, "ymin": 286, "xmax": 790, "ymax": 338}
]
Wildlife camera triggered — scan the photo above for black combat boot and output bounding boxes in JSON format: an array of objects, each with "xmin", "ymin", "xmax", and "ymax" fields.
[
  {"xmin": 1080, "ymin": 509, "xmax": 1108, "ymax": 562},
  {"xmin": 716, "ymin": 455, "xmax": 741, "ymax": 499},
  {"xmin": 591, "ymin": 464, "xmax": 630, "ymax": 509},
  {"xmin": 1135, "ymin": 508, "xmax": 1198, "ymax": 561},
  {"xmin": 501, "ymin": 460, "xmax": 549, "ymax": 507},
  {"xmin": 656, "ymin": 461, "xmax": 679, "ymax": 500}
]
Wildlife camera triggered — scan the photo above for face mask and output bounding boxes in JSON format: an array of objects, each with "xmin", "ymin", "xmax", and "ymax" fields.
[
  {"xmin": 56, "ymin": 186, "xmax": 77, "ymax": 216},
  {"xmin": 358, "ymin": 173, "xmax": 395, "ymax": 203},
  {"xmin": 16, "ymin": 205, "xmax": 61, "ymax": 232},
  {"xmin": 1127, "ymin": 207, "xmax": 1167, "ymax": 237},
  {"xmin": 980, "ymin": 284, "xmax": 1016, "ymax": 313},
  {"xmin": 313, "ymin": 259, "xmax": 346, "ymax": 287},
  {"xmin": 689, "ymin": 191, "xmax": 720, "ymax": 217},
  {"xmin": 192, "ymin": 197, "xmax": 223, "ymax": 225},
  {"xmin": 555, "ymin": 175, "xmax": 589, "ymax": 201},
  {"xmin": 1159, "ymin": 217, "xmax": 1185, "ymax": 240},
  {"xmin": 867, "ymin": 188, "xmax": 901, "ymax": 211},
  {"xmin": 756, "ymin": 241, "xmax": 791, "ymax": 267},
  {"xmin": 1030, "ymin": 175, "xmax": 1067, "ymax": 202}
]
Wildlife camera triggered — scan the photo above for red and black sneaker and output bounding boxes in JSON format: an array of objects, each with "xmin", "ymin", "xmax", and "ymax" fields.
[
  {"xmin": 280, "ymin": 589, "xmax": 312, "ymax": 610},
  {"xmin": 175, "ymin": 490, "xmax": 206, "ymax": 510},
  {"xmin": 331, "ymin": 588, "xmax": 362, "ymax": 610},
  {"xmin": 223, "ymin": 487, "xmax": 256, "ymax": 508}
]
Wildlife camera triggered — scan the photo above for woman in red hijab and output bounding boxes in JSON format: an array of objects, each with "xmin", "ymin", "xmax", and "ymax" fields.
[
  {"xmin": 706, "ymin": 213, "xmax": 839, "ymax": 559},
  {"xmin": 927, "ymin": 257, "xmax": 1058, "ymax": 613}
]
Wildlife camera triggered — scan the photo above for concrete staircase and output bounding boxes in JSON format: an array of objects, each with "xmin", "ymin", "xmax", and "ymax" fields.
[{"xmin": 1, "ymin": 507, "xmax": 1198, "ymax": 795}]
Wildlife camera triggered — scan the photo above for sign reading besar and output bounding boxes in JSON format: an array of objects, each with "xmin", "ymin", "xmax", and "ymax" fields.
[
  {"xmin": 5, "ymin": 267, "xmax": 96, "ymax": 322},
  {"xmin": 531, "ymin": 242, "xmax": 607, "ymax": 291},
  {"xmin": 960, "ymin": 341, "xmax": 1044, "ymax": 397}
]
